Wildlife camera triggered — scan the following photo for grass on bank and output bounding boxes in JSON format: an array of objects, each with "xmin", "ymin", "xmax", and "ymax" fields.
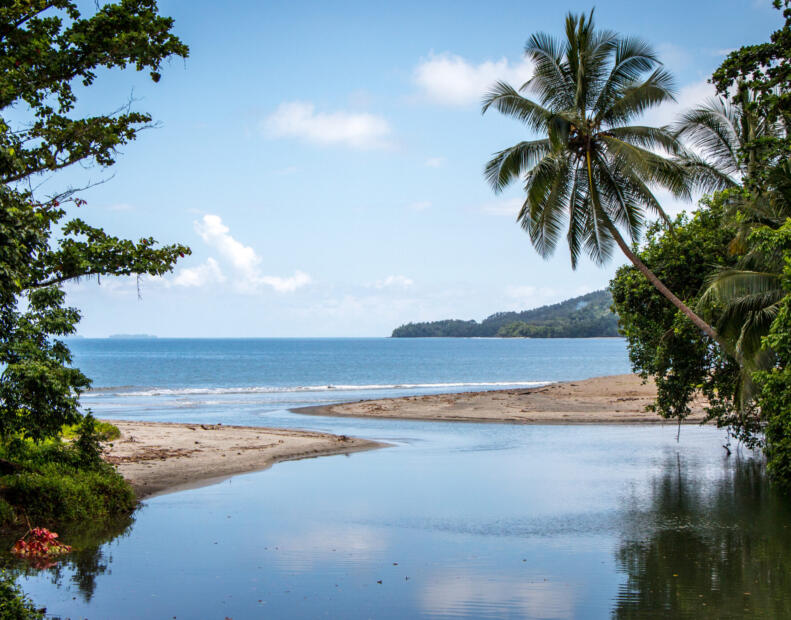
[{"xmin": 0, "ymin": 416, "xmax": 135, "ymax": 529}]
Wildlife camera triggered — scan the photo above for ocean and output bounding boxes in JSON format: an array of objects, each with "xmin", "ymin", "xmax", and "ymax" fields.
[{"xmin": 73, "ymin": 337, "xmax": 632, "ymax": 423}]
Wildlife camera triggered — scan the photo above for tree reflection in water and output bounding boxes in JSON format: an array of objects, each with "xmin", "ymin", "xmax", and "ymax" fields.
[
  {"xmin": 613, "ymin": 453, "xmax": 791, "ymax": 619},
  {"xmin": 1, "ymin": 513, "xmax": 134, "ymax": 602}
]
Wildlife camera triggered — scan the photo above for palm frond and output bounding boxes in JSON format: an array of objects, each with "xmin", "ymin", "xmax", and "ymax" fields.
[
  {"xmin": 671, "ymin": 98, "xmax": 742, "ymax": 177},
  {"xmin": 481, "ymin": 82, "xmax": 551, "ymax": 132},
  {"xmin": 484, "ymin": 140, "xmax": 551, "ymax": 193},
  {"xmin": 701, "ymin": 268, "xmax": 782, "ymax": 308},
  {"xmin": 594, "ymin": 37, "xmax": 660, "ymax": 116},
  {"xmin": 566, "ymin": 163, "xmax": 589, "ymax": 269},
  {"xmin": 520, "ymin": 154, "xmax": 572, "ymax": 258},
  {"xmin": 672, "ymin": 150, "xmax": 739, "ymax": 194},
  {"xmin": 524, "ymin": 32, "xmax": 574, "ymax": 108},
  {"xmin": 607, "ymin": 125, "xmax": 680, "ymax": 155},
  {"xmin": 601, "ymin": 136, "xmax": 692, "ymax": 199},
  {"xmin": 600, "ymin": 68, "xmax": 676, "ymax": 126},
  {"xmin": 592, "ymin": 150, "xmax": 643, "ymax": 243}
]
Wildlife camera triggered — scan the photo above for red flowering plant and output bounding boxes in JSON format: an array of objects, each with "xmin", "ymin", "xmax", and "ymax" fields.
[{"xmin": 11, "ymin": 527, "xmax": 71, "ymax": 569}]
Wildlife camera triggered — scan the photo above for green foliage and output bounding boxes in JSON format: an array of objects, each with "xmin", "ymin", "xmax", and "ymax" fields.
[
  {"xmin": 712, "ymin": 0, "xmax": 791, "ymax": 186},
  {"xmin": 610, "ymin": 195, "xmax": 751, "ymax": 432},
  {"xmin": 754, "ymin": 259, "xmax": 791, "ymax": 491},
  {"xmin": 392, "ymin": 290, "xmax": 618, "ymax": 337},
  {"xmin": 0, "ymin": 1, "xmax": 189, "ymax": 443},
  {"xmin": 0, "ymin": 438, "xmax": 136, "ymax": 527},
  {"xmin": 0, "ymin": 572, "xmax": 43, "ymax": 620},
  {"xmin": 61, "ymin": 420, "xmax": 120, "ymax": 442}
]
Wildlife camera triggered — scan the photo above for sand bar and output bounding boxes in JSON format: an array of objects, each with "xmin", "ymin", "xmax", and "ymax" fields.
[
  {"xmin": 294, "ymin": 374, "xmax": 708, "ymax": 425},
  {"xmin": 103, "ymin": 421, "xmax": 383, "ymax": 499}
]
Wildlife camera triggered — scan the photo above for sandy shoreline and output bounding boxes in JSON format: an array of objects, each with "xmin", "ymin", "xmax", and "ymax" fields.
[
  {"xmin": 103, "ymin": 421, "xmax": 383, "ymax": 499},
  {"xmin": 293, "ymin": 374, "xmax": 709, "ymax": 425},
  {"xmin": 104, "ymin": 374, "xmax": 706, "ymax": 499}
]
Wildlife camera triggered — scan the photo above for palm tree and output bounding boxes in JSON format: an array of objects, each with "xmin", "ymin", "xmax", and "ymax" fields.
[
  {"xmin": 482, "ymin": 10, "xmax": 718, "ymax": 340},
  {"xmin": 672, "ymin": 83, "xmax": 782, "ymax": 189},
  {"xmin": 679, "ymin": 88, "xmax": 791, "ymax": 398},
  {"xmin": 698, "ymin": 161, "xmax": 791, "ymax": 404}
]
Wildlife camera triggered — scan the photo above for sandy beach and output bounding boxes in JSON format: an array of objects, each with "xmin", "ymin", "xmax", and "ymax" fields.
[
  {"xmin": 295, "ymin": 374, "xmax": 708, "ymax": 425},
  {"xmin": 104, "ymin": 375, "xmax": 706, "ymax": 498},
  {"xmin": 103, "ymin": 421, "xmax": 383, "ymax": 498}
]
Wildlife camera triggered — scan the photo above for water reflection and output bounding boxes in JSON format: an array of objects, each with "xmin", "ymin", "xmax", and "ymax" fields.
[
  {"xmin": 421, "ymin": 573, "xmax": 576, "ymax": 619},
  {"xmin": 1, "ymin": 514, "xmax": 134, "ymax": 603},
  {"xmin": 13, "ymin": 425, "xmax": 791, "ymax": 619},
  {"xmin": 613, "ymin": 455, "xmax": 791, "ymax": 619}
]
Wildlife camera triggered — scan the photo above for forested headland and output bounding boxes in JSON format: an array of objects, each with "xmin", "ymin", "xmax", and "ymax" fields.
[{"xmin": 391, "ymin": 290, "xmax": 619, "ymax": 337}]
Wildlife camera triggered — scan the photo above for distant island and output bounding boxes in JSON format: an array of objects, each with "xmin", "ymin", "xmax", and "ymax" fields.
[
  {"xmin": 391, "ymin": 290, "xmax": 619, "ymax": 338},
  {"xmin": 108, "ymin": 334, "xmax": 159, "ymax": 339}
]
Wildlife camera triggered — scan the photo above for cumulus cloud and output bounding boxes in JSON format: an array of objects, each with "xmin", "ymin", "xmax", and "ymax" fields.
[
  {"xmin": 374, "ymin": 275, "xmax": 414, "ymax": 289},
  {"xmin": 414, "ymin": 52, "xmax": 533, "ymax": 106},
  {"xmin": 263, "ymin": 101, "xmax": 392, "ymax": 149},
  {"xmin": 258, "ymin": 271, "xmax": 313, "ymax": 293},
  {"xmin": 192, "ymin": 214, "xmax": 311, "ymax": 293},
  {"xmin": 172, "ymin": 257, "xmax": 225, "ymax": 288}
]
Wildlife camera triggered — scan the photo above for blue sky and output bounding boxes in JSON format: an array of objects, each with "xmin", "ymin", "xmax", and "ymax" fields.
[{"xmin": 52, "ymin": 0, "xmax": 782, "ymax": 336}]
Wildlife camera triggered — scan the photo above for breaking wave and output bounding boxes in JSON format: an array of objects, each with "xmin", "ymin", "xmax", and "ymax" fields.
[{"xmin": 84, "ymin": 381, "xmax": 549, "ymax": 398}]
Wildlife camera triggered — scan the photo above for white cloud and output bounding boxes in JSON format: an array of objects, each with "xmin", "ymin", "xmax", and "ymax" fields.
[
  {"xmin": 421, "ymin": 573, "xmax": 576, "ymax": 619},
  {"xmin": 480, "ymin": 197, "xmax": 523, "ymax": 217},
  {"xmin": 195, "ymin": 215, "xmax": 260, "ymax": 281},
  {"xmin": 425, "ymin": 157, "xmax": 445, "ymax": 168},
  {"xmin": 374, "ymin": 275, "xmax": 414, "ymax": 289},
  {"xmin": 408, "ymin": 200, "xmax": 432, "ymax": 211},
  {"xmin": 414, "ymin": 52, "xmax": 533, "ymax": 106},
  {"xmin": 258, "ymin": 271, "xmax": 312, "ymax": 293},
  {"xmin": 263, "ymin": 101, "xmax": 392, "ymax": 149},
  {"xmin": 193, "ymin": 214, "xmax": 312, "ymax": 294},
  {"xmin": 172, "ymin": 257, "xmax": 225, "ymax": 288}
]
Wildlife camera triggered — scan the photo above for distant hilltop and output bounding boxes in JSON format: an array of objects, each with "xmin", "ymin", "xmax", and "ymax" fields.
[
  {"xmin": 108, "ymin": 334, "xmax": 158, "ymax": 339},
  {"xmin": 391, "ymin": 290, "xmax": 619, "ymax": 338}
]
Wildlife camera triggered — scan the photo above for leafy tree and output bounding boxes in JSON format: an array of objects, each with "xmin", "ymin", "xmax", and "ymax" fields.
[
  {"xmin": 712, "ymin": 0, "xmax": 791, "ymax": 187},
  {"xmin": 700, "ymin": 204, "xmax": 791, "ymax": 395},
  {"xmin": 609, "ymin": 195, "xmax": 748, "ymax": 435},
  {"xmin": 0, "ymin": 1, "xmax": 189, "ymax": 442},
  {"xmin": 753, "ymin": 250, "xmax": 791, "ymax": 491},
  {"xmin": 481, "ymin": 10, "xmax": 723, "ymax": 341}
]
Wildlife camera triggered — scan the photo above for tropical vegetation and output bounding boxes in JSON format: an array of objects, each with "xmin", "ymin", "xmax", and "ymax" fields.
[
  {"xmin": 392, "ymin": 290, "xmax": 618, "ymax": 337},
  {"xmin": 488, "ymin": 3, "xmax": 791, "ymax": 491},
  {"xmin": 0, "ymin": 0, "xmax": 188, "ymax": 610}
]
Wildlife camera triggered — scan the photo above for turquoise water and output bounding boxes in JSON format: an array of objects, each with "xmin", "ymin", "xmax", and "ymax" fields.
[{"xmin": 13, "ymin": 338, "xmax": 791, "ymax": 618}]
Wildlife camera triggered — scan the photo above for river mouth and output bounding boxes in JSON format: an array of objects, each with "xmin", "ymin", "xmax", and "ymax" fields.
[{"xmin": 15, "ymin": 420, "xmax": 791, "ymax": 619}]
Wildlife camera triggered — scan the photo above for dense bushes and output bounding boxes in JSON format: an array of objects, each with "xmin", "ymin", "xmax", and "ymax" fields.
[{"xmin": 0, "ymin": 417, "xmax": 135, "ymax": 528}]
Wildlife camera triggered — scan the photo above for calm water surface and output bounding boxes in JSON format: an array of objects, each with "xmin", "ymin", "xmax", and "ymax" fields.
[{"xmin": 13, "ymin": 339, "xmax": 791, "ymax": 618}]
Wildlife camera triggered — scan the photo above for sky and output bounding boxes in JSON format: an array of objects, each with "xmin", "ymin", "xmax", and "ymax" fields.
[{"xmin": 44, "ymin": 0, "xmax": 784, "ymax": 337}]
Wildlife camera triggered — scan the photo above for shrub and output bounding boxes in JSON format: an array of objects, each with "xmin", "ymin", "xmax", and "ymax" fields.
[{"xmin": 0, "ymin": 572, "xmax": 43, "ymax": 619}]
